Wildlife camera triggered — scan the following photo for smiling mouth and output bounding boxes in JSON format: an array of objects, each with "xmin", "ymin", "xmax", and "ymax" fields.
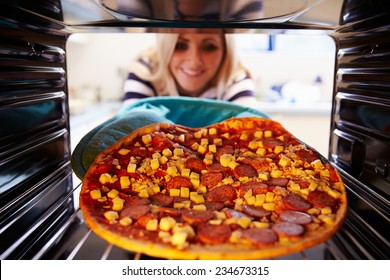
[{"xmin": 181, "ymin": 68, "xmax": 204, "ymax": 77}]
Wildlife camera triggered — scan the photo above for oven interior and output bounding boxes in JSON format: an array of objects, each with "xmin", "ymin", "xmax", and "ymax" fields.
[{"xmin": 0, "ymin": 0, "xmax": 389, "ymax": 260}]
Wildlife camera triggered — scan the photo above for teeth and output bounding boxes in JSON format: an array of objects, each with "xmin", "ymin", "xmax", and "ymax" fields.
[{"xmin": 182, "ymin": 68, "xmax": 202, "ymax": 76}]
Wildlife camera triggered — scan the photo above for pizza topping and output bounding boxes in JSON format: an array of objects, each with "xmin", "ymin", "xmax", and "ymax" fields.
[
  {"xmin": 242, "ymin": 205, "xmax": 271, "ymax": 218},
  {"xmin": 280, "ymin": 210, "xmax": 312, "ymax": 224},
  {"xmin": 120, "ymin": 204, "xmax": 150, "ymax": 220},
  {"xmin": 197, "ymin": 223, "xmax": 231, "ymax": 244},
  {"xmin": 307, "ymin": 190, "xmax": 337, "ymax": 208},
  {"xmin": 272, "ymin": 222, "xmax": 305, "ymax": 237},
  {"xmin": 284, "ymin": 193, "xmax": 312, "ymax": 212},
  {"xmin": 207, "ymin": 185, "xmax": 237, "ymax": 202},
  {"xmin": 182, "ymin": 210, "xmax": 214, "ymax": 225},
  {"xmin": 243, "ymin": 228, "xmax": 278, "ymax": 245},
  {"xmin": 80, "ymin": 117, "xmax": 346, "ymax": 259}
]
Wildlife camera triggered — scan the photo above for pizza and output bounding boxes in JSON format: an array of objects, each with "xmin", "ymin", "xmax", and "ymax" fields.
[{"xmin": 79, "ymin": 117, "xmax": 347, "ymax": 259}]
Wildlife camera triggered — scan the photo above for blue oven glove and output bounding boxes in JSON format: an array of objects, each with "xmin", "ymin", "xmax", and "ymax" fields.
[{"xmin": 71, "ymin": 96, "xmax": 268, "ymax": 179}]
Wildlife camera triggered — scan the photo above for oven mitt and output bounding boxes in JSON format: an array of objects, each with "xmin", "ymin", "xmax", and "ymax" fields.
[{"xmin": 71, "ymin": 96, "xmax": 269, "ymax": 179}]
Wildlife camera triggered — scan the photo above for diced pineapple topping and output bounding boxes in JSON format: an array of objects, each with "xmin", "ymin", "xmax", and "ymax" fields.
[
  {"xmin": 150, "ymin": 158, "xmax": 160, "ymax": 170},
  {"xmin": 181, "ymin": 168, "xmax": 191, "ymax": 177},
  {"xmin": 173, "ymin": 148, "xmax": 184, "ymax": 156},
  {"xmin": 262, "ymin": 203, "xmax": 275, "ymax": 211},
  {"xmin": 112, "ymin": 197, "xmax": 125, "ymax": 211},
  {"xmin": 180, "ymin": 187, "xmax": 190, "ymax": 198},
  {"xmin": 203, "ymin": 154, "xmax": 214, "ymax": 165},
  {"xmin": 194, "ymin": 130, "xmax": 203, "ymax": 139},
  {"xmin": 311, "ymin": 159, "xmax": 323, "ymax": 169},
  {"xmin": 229, "ymin": 230, "xmax": 243, "ymax": 243},
  {"xmin": 237, "ymin": 216, "xmax": 252, "ymax": 229},
  {"xmin": 159, "ymin": 156, "xmax": 168, "ymax": 164},
  {"xmin": 258, "ymin": 172, "xmax": 270, "ymax": 181},
  {"xmin": 328, "ymin": 189, "xmax": 341, "ymax": 199},
  {"xmin": 119, "ymin": 217, "xmax": 132, "ymax": 226},
  {"xmin": 104, "ymin": 211, "xmax": 119, "ymax": 223},
  {"xmin": 160, "ymin": 217, "xmax": 176, "ymax": 231},
  {"xmin": 254, "ymin": 131, "xmax": 263, "ymax": 139},
  {"xmin": 90, "ymin": 189, "xmax": 101, "ymax": 200},
  {"xmin": 208, "ymin": 144, "xmax": 217, "ymax": 153},
  {"xmin": 265, "ymin": 192, "xmax": 275, "ymax": 202},
  {"xmin": 178, "ymin": 134, "xmax": 185, "ymax": 142},
  {"xmin": 248, "ymin": 140, "xmax": 259, "ymax": 149},
  {"xmin": 167, "ymin": 166, "xmax": 178, "ymax": 176},
  {"xmin": 193, "ymin": 204, "xmax": 206, "ymax": 211},
  {"xmin": 142, "ymin": 134, "xmax": 152, "ymax": 144},
  {"xmin": 139, "ymin": 189, "xmax": 149, "ymax": 198},
  {"xmin": 319, "ymin": 214, "xmax": 335, "ymax": 226},
  {"xmin": 240, "ymin": 133, "xmax": 249, "ymax": 140},
  {"xmin": 209, "ymin": 128, "xmax": 217, "ymax": 135},
  {"xmin": 321, "ymin": 207, "xmax": 333, "ymax": 215},
  {"xmin": 169, "ymin": 189, "xmax": 181, "ymax": 197},
  {"xmin": 220, "ymin": 154, "xmax": 236, "ymax": 167},
  {"xmin": 127, "ymin": 163, "xmax": 137, "ymax": 173},
  {"xmin": 209, "ymin": 219, "xmax": 222, "ymax": 225},
  {"xmin": 255, "ymin": 194, "xmax": 266, "ymax": 207},
  {"xmin": 270, "ymin": 170, "xmax": 283, "ymax": 178},
  {"xmin": 190, "ymin": 178, "xmax": 200, "ymax": 188},
  {"xmin": 171, "ymin": 230, "xmax": 189, "ymax": 248},
  {"xmin": 278, "ymin": 155, "xmax": 291, "ymax": 167},
  {"xmin": 120, "ymin": 176, "xmax": 131, "ymax": 188},
  {"xmin": 197, "ymin": 145, "xmax": 207, "ymax": 154},
  {"xmin": 190, "ymin": 194, "xmax": 205, "ymax": 204},
  {"xmin": 146, "ymin": 219, "xmax": 158, "ymax": 231},
  {"xmin": 256, "ymin": 147, "xmax": 266, "ymax": 157},
  {"xmin": 264, "ymin": 130, "xmax": 273, "ymax": 138},
  {"xmin": 162, "ymin": 148, "xmax": 173, "ymax": 157},
  {"xmin": 274, "ymin": 145, "xmax": 284, "ymax": 154},
  {"xmin": 99, "ymin": 173, "xmax": 117, "ymax": 184},
  {"xmin": 191, "ymin": 142, "xmax": 199, "ymax": 150},
  {"xmin": 118, "ymin": 148, "xmax": 130, "ymax": 155},
  {"xmin": 252, "ymin": 221, "xmax": 269, "ymax": 229},
  {"xmin": 213, "ymin": 138, "xmax": 223, "ymax": 145}
]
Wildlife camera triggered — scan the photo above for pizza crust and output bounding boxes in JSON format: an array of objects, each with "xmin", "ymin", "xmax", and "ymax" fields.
[{"xmin": 79, "ymin": 117, "xmax": 347, "ymax": 260}]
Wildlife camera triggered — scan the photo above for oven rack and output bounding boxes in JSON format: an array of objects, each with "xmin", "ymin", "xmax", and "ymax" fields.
[{"xmin": 8, "ymin": 174, "xmax": 348, "ymax": 260}]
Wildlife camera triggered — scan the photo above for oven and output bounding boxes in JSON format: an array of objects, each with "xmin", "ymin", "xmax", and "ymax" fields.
[{"xmin": 0, "ymin": 0, "xmax": 389, "ymax": 262}]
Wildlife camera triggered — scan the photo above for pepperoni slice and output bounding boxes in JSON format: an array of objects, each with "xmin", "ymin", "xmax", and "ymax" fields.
[
  {"xmin": 284, "ymin": 193, "xmax": 312, "ymax": 211},
  {"xmin": 185, "ymin": 157, "xmax": 206, "ymax": 173},
  {"xmin": 120, "ymin": 204, "xmax": 150, "ymax": 220},
  {"xmin": 272, "ymin": 222, "xmax": 304, "ymax": 237},
  {"xmin": 126, "ymin": 196, "xmax": 151, "ymax": 205},
  {"xmin": 307, "ymin": 190, "xmax": 337, "ymax": 208},
  {"xmin": 240, "ymin": 181, "xmax": 268, "ymax": 196},
  {"xmin": 197, "ymin": 223, "xmax": 231, "ymax": 244},
  {"xmin": 267, "ymin": 178, "xmax": 289, "ymax": 187},
  {"xmin": 150, "ymin": 193, "xmax": 174, "ymax": 207},
  {"xmin": 182, "ymin": 210, "xmax": 214, "ymax": 224},
  {"xmin": 280, "ymin": 210, "xmax": 312, "ymax": 224},
  {"xmin": 239, "ymin": 157, "xmax": 271, "ymax": 172},
  {"xmin": 296, "ymin": 148, "xmax": 318, "ymax": 163},
  {"xmin": 206, "ymin": 163, "xmax": 230, "ymax": 173},
  {"xmin": 207, "ymin": 185, "xmax": 237, "ymax": 202},
  {"xmin": 224, "ymin": 208, "xmax": 253, "ymax": 220},
  {"xmin": 233, "ymin": 164, "xmax": 258, "ymax": 179},
  {"xmin": 204, "ymin": 201, "xmax": 225, "ymax": 211},
  {"xmin": 156, "ymin": 207, "xmax": 182, "ymax": 218},
  {"xmin": 242, "ymin": 205, "xmax": 271, "ymax": 218},
  {"xmin": 200, "ymin": 172, "xmax": 223, "ymax": 188},
  {"xmin": 262, "ymin": 138, "xmax": 284, "ymax": 148},
  {"xmin": 215, "ymin": 147, "xmax": 235, "ymax": 160},
  {"xmin": 243, "ymin": 228, "xmax": 278, "ymax": 245},
  {"xmin": 166, "ymin": 176, "xmax": 193, "ymax": 190}
]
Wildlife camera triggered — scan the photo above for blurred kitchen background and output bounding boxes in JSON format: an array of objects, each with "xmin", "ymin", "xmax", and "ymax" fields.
[{"xmin": 67, "ymin": 31, "xmax": 335, "ymax": 158}]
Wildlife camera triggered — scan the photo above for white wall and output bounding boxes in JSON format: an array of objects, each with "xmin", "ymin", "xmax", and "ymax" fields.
[{"xmin": 67, "ymin": 33, "xmax": 156, "ymax": 101}]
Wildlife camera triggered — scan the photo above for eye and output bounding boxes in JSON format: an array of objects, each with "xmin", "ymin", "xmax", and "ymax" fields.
[
  {"xmin": 175, "ymin": 41, "xmax": 188, "ymax": 51},
  {"xmin": 201, "ymin": 44, "xmax": 219, "ymax": 52}
]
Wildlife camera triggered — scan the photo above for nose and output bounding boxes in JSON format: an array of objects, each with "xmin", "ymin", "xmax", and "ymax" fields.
[{"xmin": 186, "ymin": 46, "xmax": 202, "ymax": 67}]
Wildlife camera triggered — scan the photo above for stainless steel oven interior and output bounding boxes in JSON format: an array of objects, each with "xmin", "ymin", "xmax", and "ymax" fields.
[{"xmin": 0, "ymin": 0, "xmax": 389, "ymax": 260}]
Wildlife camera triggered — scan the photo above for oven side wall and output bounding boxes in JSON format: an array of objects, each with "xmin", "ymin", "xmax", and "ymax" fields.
[
  {"xmin": 0, "ymin": 4, "xmax": 74, "ymax": 259},
  {"xmin": 328, "ymin": 0, "xmax": 390, "ymax": 259}
]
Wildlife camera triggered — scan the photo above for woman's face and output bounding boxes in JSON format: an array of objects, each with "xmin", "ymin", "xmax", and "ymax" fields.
[{"xmin": 169, "ymin": 33, "xmax": 225, "ymax": 97}]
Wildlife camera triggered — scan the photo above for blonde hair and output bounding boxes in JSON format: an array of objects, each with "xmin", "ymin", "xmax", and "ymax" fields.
[{"xmin": 130, "ymin": 32, "xmax": 249, "ymax": 99}]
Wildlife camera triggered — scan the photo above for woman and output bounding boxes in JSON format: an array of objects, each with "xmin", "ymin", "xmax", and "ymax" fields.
[{"xmin": 122, "ymin": 30, "xmax": 257, "ymax": 107}]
